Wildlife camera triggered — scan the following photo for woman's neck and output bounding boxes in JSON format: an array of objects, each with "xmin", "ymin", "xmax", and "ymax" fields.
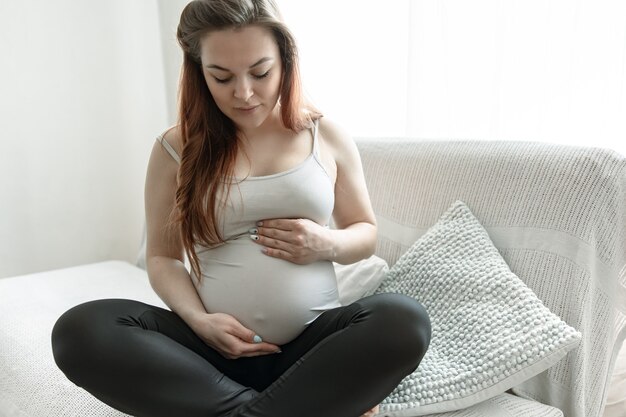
[{"xmin": 237, "ymin": 105, "xmax": 285, "ymax": 139}]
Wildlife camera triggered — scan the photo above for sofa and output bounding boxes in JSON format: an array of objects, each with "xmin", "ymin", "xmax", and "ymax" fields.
[{"xmin": 1, "ymin": 140, "xmax": 625, "ymax": 417}]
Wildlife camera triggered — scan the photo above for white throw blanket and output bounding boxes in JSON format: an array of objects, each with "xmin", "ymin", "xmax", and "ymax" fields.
[{"xmin": 356, "ymin": 139, "xmax": 626, "ymax": 417}]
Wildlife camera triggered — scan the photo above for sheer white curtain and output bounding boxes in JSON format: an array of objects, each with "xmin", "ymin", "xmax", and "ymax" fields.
[{"xmin": 281, "ymin": 0, "xmax": 626, "ymax": 155}]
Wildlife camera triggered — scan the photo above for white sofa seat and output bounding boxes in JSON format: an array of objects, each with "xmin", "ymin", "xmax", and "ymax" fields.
[
  {"xmin": 0, "ymin": 262, "xmax": 164, "ymax": 417},
  {"xmin": 0, "ymin": 261, "xmax": 564, "ymax": 417}
]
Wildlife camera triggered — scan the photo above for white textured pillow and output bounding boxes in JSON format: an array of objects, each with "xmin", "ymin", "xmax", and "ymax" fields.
[
  {"xmin": 335, "ymin": 255, "xmax": 389, "ymax": 305},
  {"xmin": 375, "ymin": 201, "xmax": 581, "ymax": 416}
]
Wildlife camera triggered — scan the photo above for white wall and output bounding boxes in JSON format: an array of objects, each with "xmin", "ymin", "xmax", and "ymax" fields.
[
  {"xmin": 0, "ymin": 1, "xmax": 168, "ymax": 278},
  {"xmin": 156, "ymin": 0, "xmax": 189, "ymax": 124}
]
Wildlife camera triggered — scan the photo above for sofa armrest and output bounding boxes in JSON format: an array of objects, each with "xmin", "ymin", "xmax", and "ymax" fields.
[{"xmin": 356, "ymin": 139, "xmax": 626, "ymax": 417}]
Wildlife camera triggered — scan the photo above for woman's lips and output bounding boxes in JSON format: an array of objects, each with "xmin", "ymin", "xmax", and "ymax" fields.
[{"xmin": 236, "ymin": 105, "xmax": 260, "ymax": 113}]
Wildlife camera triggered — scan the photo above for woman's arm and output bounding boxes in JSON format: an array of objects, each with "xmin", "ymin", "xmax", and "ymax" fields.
[
  {"xmin": 253, "ymin": 118, "xmax": 377, "ymax": 265},
  {"xmin": 144, "ymin": 133, "xmax": 207, "ymax": 326},
  {"xmin": 321, "ymin": 118, "xmax": 377, "ymax": 264},
  {"xmin": 145, "ymin": 130, "xmax": 279, "ymax": 358}
]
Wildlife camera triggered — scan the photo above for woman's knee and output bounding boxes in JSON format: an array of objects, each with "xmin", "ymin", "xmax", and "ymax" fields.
[
  {"xmin": 52, "ymin": 301, "xmax": 104, "ymax": 377},
  {"xmin": 360, "ymin": 293, "xmax": 431, "ymax": 365},
  {"xmin": 51, "ymin": 299, "xmax": 141, "ymax": 382}
]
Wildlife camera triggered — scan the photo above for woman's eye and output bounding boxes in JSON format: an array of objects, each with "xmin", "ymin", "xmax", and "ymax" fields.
[
  {"xmin": 253, "ymin": 70, "xmax": 270, "ymax": 80},
  {"xmin": 211, "ymin": 70, "xmax": 269, "ymax": 84}
]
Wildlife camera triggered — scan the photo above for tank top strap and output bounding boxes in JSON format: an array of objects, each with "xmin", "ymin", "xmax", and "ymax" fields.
[
  {"xmin": 156, "ymin": 127, "xmax": 181, "ymax": 164},
  {"xmin": 312, "ymin": 118, "xmax": 321, "ymax": 159}
]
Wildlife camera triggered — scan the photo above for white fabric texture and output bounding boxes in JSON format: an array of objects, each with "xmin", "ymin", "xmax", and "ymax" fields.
[
  {"xmin": 0, "ymin": 261, "xmax": 161, "ymax": 417},
  {"xmin": 335, "ymin": 255, "xmax": 389, "ymax": 305},
  {"xmin": 374, "ymin": 201, "xmax": 581, "ymax": 416},
  {"xmin": 603, "ymin": 341, "xmax": 626, "ymax": 417},
  {"xmin": 357, "ymin": 140, "xmax": 626, "ymax": 417},
  {"xmin": 418, "ymin": 392, "xmax": 564, "ymax": 417}
]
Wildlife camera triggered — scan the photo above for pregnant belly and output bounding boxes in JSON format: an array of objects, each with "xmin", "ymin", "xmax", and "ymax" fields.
[{"xmin": 193, "ymin": 238, "xmax": 341, "ymax": 345}]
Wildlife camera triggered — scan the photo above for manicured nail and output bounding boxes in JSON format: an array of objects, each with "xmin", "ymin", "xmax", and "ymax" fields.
[
  {"xmin": 248, "ymin": 228, "xmax": 258, "ymax": 234},
  {"xmin": 253, "ymin": 335, "xmax": 262, "ymax": 343},
  {"xmin": 250, "ymin": 234, "xmax": 259, "ymax": 241}
]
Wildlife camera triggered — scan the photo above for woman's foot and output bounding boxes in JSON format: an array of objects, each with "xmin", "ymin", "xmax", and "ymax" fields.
[{"xmin": 360, "ymin": 404, "xmax": 380, "ymax": 417}]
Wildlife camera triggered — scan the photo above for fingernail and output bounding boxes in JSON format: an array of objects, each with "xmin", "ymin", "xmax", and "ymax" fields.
[
  {"xmin": 275, "ymin": 349, "xmax": 282, "ymax": 354},
  {"xmin": 253, "ymin": 335, "xmax": 262, "ymax": 343},
  {"xmin": 248, "ymin": 228, "xmax": 258, "ymax": 234},
  {"xmin": 250, "ymin": 234, "xmax": 259, "ymax": 241},
  {"xmin": 256, "ymin": 221, "xmax": 263, "ymax": 226}
]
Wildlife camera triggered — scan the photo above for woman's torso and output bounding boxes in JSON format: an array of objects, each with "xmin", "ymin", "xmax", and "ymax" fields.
[{"xmin": 157, "ymin": 120, "xmax": 341, "ymax": 345}]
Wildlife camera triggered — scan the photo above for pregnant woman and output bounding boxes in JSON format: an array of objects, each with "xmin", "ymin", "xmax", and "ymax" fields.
[{"xmin": 51, "ymin": 1, "xmax": 431, "ymax": 416}]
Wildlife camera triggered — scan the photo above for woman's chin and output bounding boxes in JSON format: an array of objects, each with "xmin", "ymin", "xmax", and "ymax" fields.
[{"xmin": 232, "ymin": 107, "xmax": 281, "ymax": 133}]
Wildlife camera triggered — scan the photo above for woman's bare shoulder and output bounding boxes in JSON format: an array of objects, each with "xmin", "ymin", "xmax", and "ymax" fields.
[
  {"xmin": 317, "ymin": 117, "xmax": 358, "ymax": 163},
  {"xmin": 317, "ymin": 117, "xmax": 351, "ymax": 145},
  {"xmin": 158, "ymin": 125, "xmax": 184, "ymax": 157}
]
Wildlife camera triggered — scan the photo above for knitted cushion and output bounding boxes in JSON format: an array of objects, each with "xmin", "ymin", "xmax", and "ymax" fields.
[{"xmin": 374, "ymin": 201, "xmax": 582, "ymax": 416}]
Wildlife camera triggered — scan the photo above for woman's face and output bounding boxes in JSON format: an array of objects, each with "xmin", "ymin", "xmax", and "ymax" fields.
[{"xmin": 199, "ymin": 25, "xmax": 283, "ymax": 132}]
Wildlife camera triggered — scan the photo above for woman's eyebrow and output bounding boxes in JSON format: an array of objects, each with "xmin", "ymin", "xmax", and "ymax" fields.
[{"xmin": 206, "ymin": 57, "xmax": 274, "ymax": 72}]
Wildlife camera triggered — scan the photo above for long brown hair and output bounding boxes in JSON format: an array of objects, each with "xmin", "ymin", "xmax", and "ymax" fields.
[{"xmin": 175, "ymin": 0, "xmax": 320, "ymax": 279}]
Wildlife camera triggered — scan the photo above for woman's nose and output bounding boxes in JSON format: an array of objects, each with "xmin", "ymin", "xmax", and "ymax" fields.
[{"xmin": 234, "ymin": 78, "xmax": 253, "ymax": 102}]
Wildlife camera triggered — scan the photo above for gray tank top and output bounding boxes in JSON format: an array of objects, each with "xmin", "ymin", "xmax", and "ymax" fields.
[{"xmin": 156, "ymin": 120, "xmax": 341, "ymax": 344}]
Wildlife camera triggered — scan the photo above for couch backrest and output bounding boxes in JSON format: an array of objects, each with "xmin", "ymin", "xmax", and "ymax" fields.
[{"xmin": 356, "ymin": 139, "xmax": 626, "ymax": 417}]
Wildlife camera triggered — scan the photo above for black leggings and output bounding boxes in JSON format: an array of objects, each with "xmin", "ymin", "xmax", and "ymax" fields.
[{"xmin": 51, "ymin": 293, "xmax": 430, "ymax": 417}]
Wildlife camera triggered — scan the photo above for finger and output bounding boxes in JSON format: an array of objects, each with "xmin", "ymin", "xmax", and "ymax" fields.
[
  {"xmin": 229, "ymin": 324, "xmax": 263, "ymax": 345},
  {"xmin": 261, "ymin": 246, "xmax": 294, "ymax": 261},
  {"xmin": 238, "ymin": 341, "xmax": 282, "ymax": 356},
  {"xmin": 237, "ymin": 349, "xmax": 281, "ymax": 358},
  {"xmin": 224, "ymin": 338, "xmax": 281, "ymax": 358},
  {"xmin": 254, "ymin": 235, "xmax": 296, "ymax": 254},
  {"xmin": 225, "ymin": 321, "xmax": 280, "ymax": 350},
  {"xmin": 250, "ymin": 227, "xmax": 296, "ymax": 252},
  {"xmin": 217, "ymin": 335, "xmax": 281, "ymax": 358},
  {"xmin": 254, "ymin": 226, "xmax": 293, "ymax": 243},
  {"xmin": 256, "ymin": 218, "xmax": 297, "ymax": 231},
  {"xmin": 221, "ymin": 349, "xmax": 276, "ymax": 360}
]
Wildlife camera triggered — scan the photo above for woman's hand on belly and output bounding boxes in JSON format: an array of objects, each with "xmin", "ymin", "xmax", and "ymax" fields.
[
  {"xmin": 250, "ymin": 218, "xmax": 334, "ymax": 265},
  {"xmin": 189, "ymin": 311, "xmax": 281, "ymax": 359}
]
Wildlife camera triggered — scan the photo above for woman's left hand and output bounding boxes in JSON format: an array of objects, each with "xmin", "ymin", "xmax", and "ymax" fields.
[{"xmin": 250, "ymin": 218, "xmax": 334, "ymax": 265}]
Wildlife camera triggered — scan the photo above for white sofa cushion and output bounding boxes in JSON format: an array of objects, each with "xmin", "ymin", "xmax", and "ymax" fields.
[
  {"xmin": 335, "ymin": 255, "xmax": 389, "ymax": 305},
  {"xmin": 374, "ymin": 201, "xmax": 581, "ymax": 416},
  {"xmin": 418, "ymin": 392, "xmax": 563, "ymax": 417}
]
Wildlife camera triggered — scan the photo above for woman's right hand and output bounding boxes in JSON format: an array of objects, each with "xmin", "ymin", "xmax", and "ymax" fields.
[{"xmin": 190, "ymin": 312, "xmax": 281, "ymax": 359}]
